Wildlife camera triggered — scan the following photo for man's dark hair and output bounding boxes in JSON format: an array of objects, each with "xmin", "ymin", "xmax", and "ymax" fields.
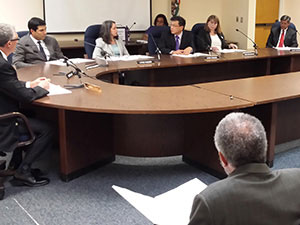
[
  {"xmin": 170, "ymin": 16, "xmax": 186, "ymax": 28},
  {"xmin": 280, "ymin": 15, "xmax": 291, "ymax": 23},
  {"xmin": 28, "ymin": 17, "xmax": 46, "ymax": 33}
]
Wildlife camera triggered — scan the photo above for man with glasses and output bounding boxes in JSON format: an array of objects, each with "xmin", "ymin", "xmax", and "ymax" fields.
[
  {"xmin": 13, "ymin": 17, "xmax": 64, "ymax": 69},
  {"xmin": 159, "ymin": 16, "xmax": 194, "ymax": 55},
  {"xmin": 266, "ymin": 15, "xmax": 298, "ymax": 48},
  {"xmin": 0, "ymin": 23, "xmax": 53, "ymax": 199}
]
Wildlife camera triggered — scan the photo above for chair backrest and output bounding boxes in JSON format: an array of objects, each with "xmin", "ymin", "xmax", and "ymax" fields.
[
  {"xmin": 8, "ymin": 31, "xmax": 29, "ymax": 64},
  {"xmin": 191, "ymin": 23, "xmax": 205, "ymax": 52},
  {"xmin": 147, "ymin": 26, "xmax": 170, "ymax": 55},
  {"xmin": 272, "ymin": 21, "xmax": 297, "ymax": 31},
  {"xmin": 84, "ymin": 24, "xmax": 101, "ymax": 59}
]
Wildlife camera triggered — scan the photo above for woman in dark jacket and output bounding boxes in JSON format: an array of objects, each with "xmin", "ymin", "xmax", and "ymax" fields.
[{"xmin": 196, "ymin": 15, "xmax": 237, "ymax": 52}]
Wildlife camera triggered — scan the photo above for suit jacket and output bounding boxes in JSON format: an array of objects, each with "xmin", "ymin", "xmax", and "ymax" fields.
[
  {"xmin": 92, "ymin": 38, "xmax": 129, "ymax": 59},
  {"xmin": 266, "ymin": 27, "xmax": 298, "ymax": 48},
  {"xmin": 12, "ymin": 35, "xmax": 64, "ymax": 69},
  {"xmin": 0, "ymin": 52, "xmax": 49, "ymax": 152},
  {"xmin": 196, "ymin": 28, "xmax": 229, "ymax": 52},
  {"xmin": 159, "ymin": 30, "xmax": 195, "ymax": 54},
  {"xmin": 188, "ymin": 163, "xmax": 300, "ymax": 225}
]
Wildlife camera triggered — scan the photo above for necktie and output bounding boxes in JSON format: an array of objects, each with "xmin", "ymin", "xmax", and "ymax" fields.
[
  {"xmin": 278, "ymin": 30, "xmax": 285, "ymax": 47},
  {"xmin": 175, "ymin": 35, "xmax": 180, "ymax": 50},
  {"xmin": 37, "ymin": 40, "xmax": 47, "ymax": 60}
]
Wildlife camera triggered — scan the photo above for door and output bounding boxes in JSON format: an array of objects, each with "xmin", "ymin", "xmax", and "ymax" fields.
[{"xmin": 255, "ymin": 0, "xmax": 279, "ymax": 48}]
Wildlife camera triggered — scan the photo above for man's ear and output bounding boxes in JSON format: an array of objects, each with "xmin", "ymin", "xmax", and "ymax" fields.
[{"xmin": 218, "ymin": 151, "xmax": 228, "ymax": 167}]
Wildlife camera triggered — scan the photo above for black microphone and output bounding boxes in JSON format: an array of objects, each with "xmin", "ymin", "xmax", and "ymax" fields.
[
  {"xmin": 236, "ymin": 28, "xmax": 258, "ymax": 55},
  {"xmin": 62, "ymin": 55, "xmax": 89, "ymax": 79},
  {"xmin": 75, "ymin": 39, "xmax": 110, "ymax": 59},
  {"xmin": 148, "ymin": 33, "xmax": 162, "ymax": 60},
  {"xmin": 128, "ymin": 22, "xmax": 136, "ymax": 31}
]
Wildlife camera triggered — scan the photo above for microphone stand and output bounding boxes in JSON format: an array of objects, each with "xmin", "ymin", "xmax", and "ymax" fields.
[
  {"xmin": 236, "ymin": 29, "xmax": 258, "ymax": 56},
  {"xmin": 63, "ymin": 56, "xmax": 88, "ymax": 79},
  {"xmin": 149, "ymin": 33, "xmax": 161, "ymax": 61}
]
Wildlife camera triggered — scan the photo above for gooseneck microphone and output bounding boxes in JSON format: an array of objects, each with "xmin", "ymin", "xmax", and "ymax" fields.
[
  {"xmin": 236, "ymin": 28, "xmax": 258, "ymax": 55},
  {"xmin": 75, "ymin": 39, "xmax": 110, "ymax": 65},
  {"xmin": 148, "ymin": 33, "xmax": 162, "ymax": 61},
  {"xmin": 128, "ymin": 22, "xmax": 136, "ymax": 31}
]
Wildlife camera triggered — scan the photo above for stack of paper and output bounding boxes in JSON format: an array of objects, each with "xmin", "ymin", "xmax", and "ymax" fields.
[{"xmin": 112, "ymin": 178, "xmax": 207, "ymax": 225}]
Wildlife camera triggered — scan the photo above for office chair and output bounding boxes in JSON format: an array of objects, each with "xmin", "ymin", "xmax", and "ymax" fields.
[
  {"xmin": 0, "ymin": 112, "xmax": 35, "ymax": 200},
  {"xmin": 191, "ymin": 23, "xmax": 205, "ymax": 52},
  {"xmin": 7, "ymin": 31, "xmax": 29, "ymax": 64},
  {"xmin": 84, "ymin": 24, "xmax": 102, "ymax": 59},
  {"xmin": 147, "ymin": 26, "xmax": 170, "ymax": 55}
]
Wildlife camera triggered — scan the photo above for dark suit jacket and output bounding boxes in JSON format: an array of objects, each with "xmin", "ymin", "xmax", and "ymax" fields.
[
  {"xmin": 196, "ymin": 28, "xmax": 229, "ymax": 52},
  {"xmin": 0, "ymin": 52, "xmax": 49, "ymax": 152},
  {"xmin": 189, "ymin": 163, "xmax": 300, "ymax": 225},
  {"xmin": 158, "ymin": 30, "xmax": 195, "ymax": 54},
  {"xmin": 266, "ymin": 27, "xmax": 298, "ymax": 48},
  {"xmin": 12, "ymin": 35, "xmax": 64, "ymax": 69}
]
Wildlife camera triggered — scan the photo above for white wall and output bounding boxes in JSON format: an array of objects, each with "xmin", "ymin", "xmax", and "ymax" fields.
[
  {"xmin": 280, "ymin": 0, "xmax": 300, "ymax": 30},
  {"xmin": 0, "ymin": 0, "xmax": 43, "ymax": 31}
]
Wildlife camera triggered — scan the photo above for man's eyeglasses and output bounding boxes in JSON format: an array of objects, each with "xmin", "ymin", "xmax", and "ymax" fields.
[{"xmin": 10, "ymin": 37, "xmax": 20, "ymax": 41}]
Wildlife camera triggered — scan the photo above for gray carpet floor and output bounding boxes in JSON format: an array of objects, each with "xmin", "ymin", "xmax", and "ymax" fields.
[{"xmin": 1, "ymin": 146, "xmax": 300, "ymax": 225}]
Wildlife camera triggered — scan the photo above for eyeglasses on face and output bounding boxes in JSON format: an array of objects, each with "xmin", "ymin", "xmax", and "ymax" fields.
[{"xmin": 10, "ymin": 37, "xmax": 20, "ymax": 41}]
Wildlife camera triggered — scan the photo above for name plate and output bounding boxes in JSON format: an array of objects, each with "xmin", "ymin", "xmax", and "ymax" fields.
[
  {"xmin": 243, "ymin": 51, "xmax": 256, "ymax": 56},
  {"xmin": 290, "ymin": 48, "xmax": 300, "ymax": 52},
  {"xmin": 137, "ymin": 59, "xmax": 157, "ymax": 64},
  {"xmin": 204, "ymin": 55, "xmax": 219, "ymax": 60}
]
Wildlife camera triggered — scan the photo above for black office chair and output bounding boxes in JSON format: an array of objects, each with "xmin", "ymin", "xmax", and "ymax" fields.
[
  {"xmin": 191, "ymin": 23, "xmax": 205, "ymax": 52},
  {"xmin": 0, "ymin": 112, "xmax": 35, "ymax": 200},
  {"xmin": 84, "ymin": 24, "xmax": 102, "ymax": 59},
  {"xmin": 147, "ymin": 26, "xmax": 170, "ymax": 55},
  {"xmin": 7, "ymin": 31, "xmax": 29, "ymax": 64}
]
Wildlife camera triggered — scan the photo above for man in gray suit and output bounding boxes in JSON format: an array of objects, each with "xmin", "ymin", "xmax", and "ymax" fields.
[
  {"xmin": 13, "ymin": 17, "xmax": 64, "ymax": 69},
  {"xmin": 189, "ymin": 112, "xmax": 300, "ymax": 225}
]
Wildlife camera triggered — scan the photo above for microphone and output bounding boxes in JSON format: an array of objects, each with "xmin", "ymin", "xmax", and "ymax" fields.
[
  {"xmin": 236, "ymin": 28, "xmax": 258, "ymax": 55},
  {"xmin": 128, "ymin": 22, "xmax": 136, "ymax": 31},
  {"xmin": 62, "ymin": 56, "xmax": 89, "ymax": 79},
  {"xmin": 148, "ymin": 33, "xmax": 162, "ymax": 61},
  {"xmin": 75, "ymin": 39, "xmax": 110, "ymax": 62}
]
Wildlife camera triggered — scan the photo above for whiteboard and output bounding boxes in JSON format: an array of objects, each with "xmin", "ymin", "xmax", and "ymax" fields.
[{"xmin": 44, "ymin": 0, "xmax": 151, "ymax": 33}]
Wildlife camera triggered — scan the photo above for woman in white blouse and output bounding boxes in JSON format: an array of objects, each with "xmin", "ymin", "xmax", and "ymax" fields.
[
  {"xmin": 92, "ymin": 20, "xmax": 129, "ymax": 58},
  {"xmin": 196, "ymin": 15, "xmax": 237, "ymax": 53}
]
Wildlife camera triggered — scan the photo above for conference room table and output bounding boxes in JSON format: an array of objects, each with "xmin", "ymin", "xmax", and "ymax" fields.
[{"xmin": 17, "ymin": 48, "xmax": 300, "ymax": 181}]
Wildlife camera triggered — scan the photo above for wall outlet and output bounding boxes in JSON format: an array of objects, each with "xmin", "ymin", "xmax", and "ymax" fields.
[
  {"xmin": 236, "ymin": 16, "xmax": 239, "ymax": 22},
  {"xmin": 240, "ymin": 17, "xmax": 243, "ymax": 23}
]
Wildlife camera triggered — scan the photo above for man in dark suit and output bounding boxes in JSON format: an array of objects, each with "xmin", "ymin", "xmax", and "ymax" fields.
[
  {"xmin": 13, "ymin": 17, "xmax": 64, "ymax": 69},
  {"xmin": 189, "ymin": 112, "xmax": 300, "ymax": 225},
  {"xmin": 266, "ymin": 15, "xmax": 298, "ymax": 48},
  {"xmin": 0, "ymin": 23, "xmax": 53, "ymax": 197},
  {"xmin": 159, "ymin": 16, "xmax": 194, "ymax": 55}
]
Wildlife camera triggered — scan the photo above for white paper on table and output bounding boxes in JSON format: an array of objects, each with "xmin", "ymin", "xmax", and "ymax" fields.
[
  {"xmin": 219, "ymin": 49, "xmax": 246, "ymax": 53},
  {"xmin": 172, "ymin": 52, "xmax": 209, "ymax": 58},
  {"xmin": 275, "ymin": 47, "xmax": 300, "ymax": 51},
  {"xmin": 107, "ymin": 55, "xmax": 154, "ymax": 61},
  {"xmin": 46, "ymin": 58, "xmax": 95, "ymax": 66},
  {"xmin": 47, "ymin": 83, "xmax": 72, "ymax": 96},
  {"xmin": 112, "ymin": 178, "xmax": 207, "ymax": 225}
]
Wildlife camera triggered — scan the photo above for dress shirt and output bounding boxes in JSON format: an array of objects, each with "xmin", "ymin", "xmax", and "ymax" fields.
[
  {"xmin": 276, "ymin": 28, "xmax": 287, "ymax": 47},
  {"xmin": 30, "ymin": 35, "xmax": 50, "ymax": 60}
]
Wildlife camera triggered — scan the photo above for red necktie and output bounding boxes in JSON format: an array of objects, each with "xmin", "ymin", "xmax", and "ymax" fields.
[{"xmin": 278, "ymin": 30, "xmax": 285, "ymax": 47}]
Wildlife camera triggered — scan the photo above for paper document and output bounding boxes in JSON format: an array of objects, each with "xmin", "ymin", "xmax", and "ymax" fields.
[
  {"xmin": 108, "ymin": 55, "xmax": 154, "ymax": 61},
  {"xmin": 275, "ymin": 47, "xmax": 300, "ymax": 51},
  {"xmin": 46, "ymin": 58, "xmax": 94, "ymax": 66},
  {"xmin": 47, "ymin": 83, "xmax": 72, "ymax": 96},
  {"xmin": 219, "ymin": 49, "xmax": 246, "ymax": 53},
  {"xmin": 172, "ymin": 52, "xmax": 209, "ymax": 58},
  {"xmin": 112, "ymin": 178, "xmax": 207, "ymax": 225}
]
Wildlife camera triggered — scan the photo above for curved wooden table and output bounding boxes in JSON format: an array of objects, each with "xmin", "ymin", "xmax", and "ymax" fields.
[{"xmin": 17, "ymin": 48, "xmax": 300, "ymax": 181}]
